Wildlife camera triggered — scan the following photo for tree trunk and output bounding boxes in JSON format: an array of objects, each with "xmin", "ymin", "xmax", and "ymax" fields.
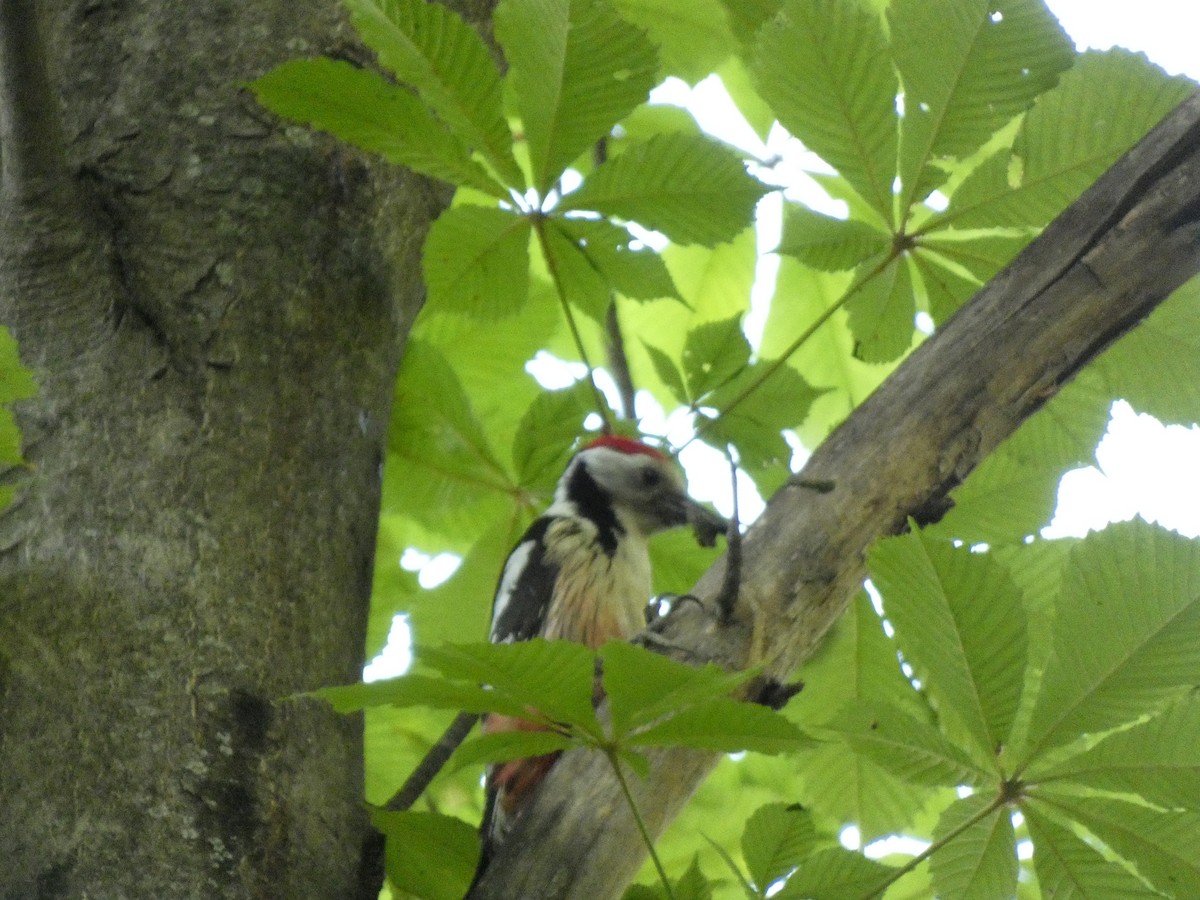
[
  {"xmin": 469, "ymin": 91, "xmax": 1200, "ymax": 899},
  {"xmin": 0, "ymin": 0, "xmax": 478, "ymax": 895}
]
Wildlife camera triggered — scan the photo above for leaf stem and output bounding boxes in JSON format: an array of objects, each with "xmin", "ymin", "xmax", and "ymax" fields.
[
  {"xmin": 858, "ymin": 792, "xmax": 1007, "ymax": 900},
  {"xmin": 531, "ymin": 215, "xmax": 614, "ymax": 433},
  {"xmin": 605, "ymin": 748, "xmax": 676, "ymax": 900},
  {"xmin": 688, "ymin": 248, "xmax": 900, "ymax": 449}
]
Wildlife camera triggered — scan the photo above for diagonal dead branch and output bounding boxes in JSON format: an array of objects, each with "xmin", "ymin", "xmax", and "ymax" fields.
[{"xmin": 469, "ymin": 91, "xmax": 1200, "ymax": 900}]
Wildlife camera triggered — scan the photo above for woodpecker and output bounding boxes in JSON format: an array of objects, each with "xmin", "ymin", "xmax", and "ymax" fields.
[{"xmin": 477, "ymin": 435, "xmax": 727, "ymax": 871}]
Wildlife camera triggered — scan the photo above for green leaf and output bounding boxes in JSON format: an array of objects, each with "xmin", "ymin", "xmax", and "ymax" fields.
[
  {"xmin": 421, "ymin": 639, "xmax": 602, "ymax": 733},
  {"xmin": 703, "ymin": 359, "xmax": 825, "ymax": 496},
  {"xmin": 343, "ymin": 0, "xmax": 523, "ymax": 187},
  {"xmin": 701, "ymin": 833, "xmax": 758, "ymax": 900},
  {"xmin": 752, "ymin": 0, "xmax": 898, "ymax": 222},
  {"xmin": 560, "ymin": 132, "xmax": 768, "ymax": 246},
  {"xmin": 612, "ymin": 0, "xmax": 738, "ymax": 84},
  {"xmin": 448, "ymin": 728, "xmax": 576, "ymax": 771},
  {"xmin": 741, "ymin": 803, "xmax": 819, "ymax": 892},
  {"xmin": 510, "ymin": 383, "xmax": 596, "ymax": 490},
  {"xmin": 845, "ymin": 255, "xmax": 916, "ymax": 364},
  {"xmin": 785, "ymin": 593, "xmax": 936, "ymax": 839},
  {"xmin": 889, "ymin": 0, "xmax": 1073, "ymax": 211},
  {"xmin": 374, "ymin": 809, "xmax": 480, "ymax": 900},
  {"xmin": 385, "ymin": 341, "xmax": 512, "ymax": 541},
  {"xmin": 774, "ymin": 848, "xmax": 893, "ymax": 899},
  {"xmin": 682, "ymin": 313, "xmax": 752, "ymax": 400},
  {"xmin": 0, "ymin": 326, "xmax": 34, "ymax": 475},
  {"xmin": 927, "ymin": 795, "xmax": 1017, "ymax": 900},
  {"xmin": 627, "ymin": 697, "xmax": 814, "ymax": 754},
  {"xmin": 943, "ymin": 49, "xmax": 1194, "ymax": 230},
  {"xmin": 422, "ymin": 205, "xmax": 532, "ymax": 317},
  {"xmin": 556, "ymin": 217, "xmax": 681, "ymax": 302},
  {"xmin": 776, "ymin": 205, "xmax": 891, "ymax": 271},
  {"xmin": 934, "ymin": 372, "xmax": 1111, "ymax": 545},
  {"xmin": 495, "ymin": 0, "xmax": 658, "ymax": 195},
  {"xmin": 0, "ymin": 327, "xmax": 35, "ymax": 404},
  {"xmin": 1096, "ymin": 278, "xmax": 1200, "ymax": 427},
  {"xmin": 539, "ymin": 218, "xmax": 612, "ymax": 319},
  {"xmin": 1032, "ymin": 694, "xmax": 1200, "ymax": 811},
  {"xmin": 759, "ymin": 260, "xmax": 888, "ymax": 448},
  {"xmin": 599, "ymin": 641, "xmax": 752, "ymax": 737},
  {"xmin": 399, "ymin": 521, "xmax": 523, "ymax": 647},
  {"xmin": 315, "ymin": 672, "xmax": 523, "ymax": 717},
  {"xmin": 823, "ymin": 701, "xmax": 992, "ymax": 788},
  {"xmin": 912, "ymin": 249, "xmax": 985, "ymax": 325},
  {"xmin": 1025, "ymin": 521, "xmax": 1200, "ymax": 760},
  {"xmin": 1023, "ymin": 803, "xmax": 1164, "ymax": 899},
  {"xmin": 1049, "ymin": 796, "xmax": 1200, "ymax": 897},
  {"xmin": 641, "ymin": 341, "xmax": 689, "ymax": 405},
  {"xmin": 870, "ymin": 531, "xmax": 1029, "ymax": 760},
  {"xmin": 248, "ymin": 58, "xmax": 504, "ymax": 196}
]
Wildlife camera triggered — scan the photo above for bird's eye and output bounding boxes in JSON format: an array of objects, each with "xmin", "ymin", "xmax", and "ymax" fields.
[{"xmin": 640, "ymin": 466, "xmax": 663, "ymax": 488}]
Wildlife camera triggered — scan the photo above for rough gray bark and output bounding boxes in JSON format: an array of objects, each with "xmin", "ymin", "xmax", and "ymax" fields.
[
  {"xmin": 470, "ymin": 92, "xmax": 1200, "ymax": 899},
  {"xmin": 0, "ymin": 0, "xmax": 479, "ymax": 896}
]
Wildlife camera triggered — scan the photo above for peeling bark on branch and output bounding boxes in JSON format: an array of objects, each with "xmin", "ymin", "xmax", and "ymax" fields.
[{"xmin": 470, "ymin": 91, "xmax": 1200, "ymax": 899}]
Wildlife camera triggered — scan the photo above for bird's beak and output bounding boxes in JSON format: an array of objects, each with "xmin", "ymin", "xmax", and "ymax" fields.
[{"xmin": 685, "ymin": 499, "xmax": 729, "ymax": 548}]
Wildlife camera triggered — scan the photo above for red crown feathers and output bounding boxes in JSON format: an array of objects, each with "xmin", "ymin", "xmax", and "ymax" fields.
[{"xmin": 583, "ymin": 435, "xmax": 667, "ymax": 460}]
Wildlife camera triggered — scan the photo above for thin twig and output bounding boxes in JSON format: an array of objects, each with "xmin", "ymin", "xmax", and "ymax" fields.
[
  {"xmin": 384, "ymin": 711, "xmax": 480, "ymax": 811},
  {"xmin": 858, "ymin": 792, "xmax": 1007, "ymax": 900},
  {"xmin": 605, "ymin": 301, "xmax": 637, "ymax": 421},
  {"xmin": 605, "ymin": 749, "xmax": 676, "ymax": 900},
  {"xmin": 687, "ymin": 248, "xmax": 901, "ymax": 451},
  {"xmin": 717, "ymin": 447, "xmax": 742, "ymax": 623},
  {"xmin": 531, "ymin": 216, "xmax": 614, "ymax": 433}
]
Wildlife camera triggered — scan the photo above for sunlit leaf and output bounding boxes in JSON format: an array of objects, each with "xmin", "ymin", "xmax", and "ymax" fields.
[
  {"xmin": 1096, "ymin": 278, "xmax": 1200, "ymax": 427},
  {"xmin": 774, "ymin": 847, "xmax": 893, "ymax": 899},
  {"xmin": 599, "ymin": 641, "xmax": 752, "ymax": 737},
  {"xmin": 1031, "ymin": 694, "xmax": 1200, "ymax": 811},
  {"xmin": 1048, "ymin": 796, "xmax": 1200, "ymax": 897},
  {"xmin": 421, "ymin": 639, "xmax": 601, "ymax": 733},
  {"xmin": 561, "ymin": 133, "xmax": 768, "ymax": 246},
  {"xmin": 777, "ymin": 205, "xmax": 891, "ymax": 272},
  {"xmin": 375, "ymin": 808, "xmax": 479, "ymax": 900},
  {"xmin": 845, "ymin": 255, "xmax": 916, "ymax": 364},
  {"xmin": 556, "ymin": 217, "xmax": 681, "ymax": 302},
  {"xmin": 510, "ymin": 383, "xmax": 596, "ymax": 490},
  {"xmin": 613, "ymin": 0, "xmax": 738, "ymax": 84},
  {"xmin": 753, "ymin": 0, "xmax": 898, "ymax": 222},
  {"xmin": 628, "ymin": 697, "xmax": 814, "ymax": 754},
  {"xmin": 741, "ymin": 803, "xmax": 819, "ymax": 892},
  {"xmin": 927, "ymin": 794, "xmax": 1017, "ymax": 900},
  {"xmin": 423, "ymin": 205, "xmax": 532, "ymax": 317},
  {"xmin": 943, "ymin": 49, "xmax": 1193, "ymax": 230},
  {"xmin": 495, "ymin": 0, "xmax": 658, "ymax": 195},
  {"xmin": 682, "ymin": 313, "xmax": 751, "ymax": 399},
  {"xmin": 343, "ymin": 0, "xmax": 523, "ymax": 186},
  {"xmin": 249, "ymin": 58, "xmax": 505, "ymax": 196},
  {"xmin": 1025, "ymin": 521, "xmax": 1200, "ymax": 761},
  {"xmin": 1023, "ymin": 804, "xmax": 1163, "ymax": 899},
  {"xmin": 385, "ymin": 341, "xmax": 513, "ymax": 541},
  {"xmin": 823, "ymin": 701, "xmax": 992, "ymax": 787},
  {"xmin": 870, "ymin": 531, "xmax": 1029, "ymax": 760},
  {"xmin": 889, "ymin": 0, "xmax": 1073, "ymax": 211},
  {"xmin": 449, "ymin": 728, "xmax": 576, "ymax": 770}
]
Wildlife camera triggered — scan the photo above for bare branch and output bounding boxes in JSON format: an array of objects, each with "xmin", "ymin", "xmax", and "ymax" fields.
[
  {"xmin": 469, "ymin": 91, "xmax": 1200, "ymax": 900},
  {"xmin": 605, "ymin": 301, "xmax": 637, "ymax": 421}
]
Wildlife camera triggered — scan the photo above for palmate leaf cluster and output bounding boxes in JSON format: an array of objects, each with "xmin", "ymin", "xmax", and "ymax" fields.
[{"xmin": 248, "ymin": 0, "xmax": 1200, "ymax": 897}]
